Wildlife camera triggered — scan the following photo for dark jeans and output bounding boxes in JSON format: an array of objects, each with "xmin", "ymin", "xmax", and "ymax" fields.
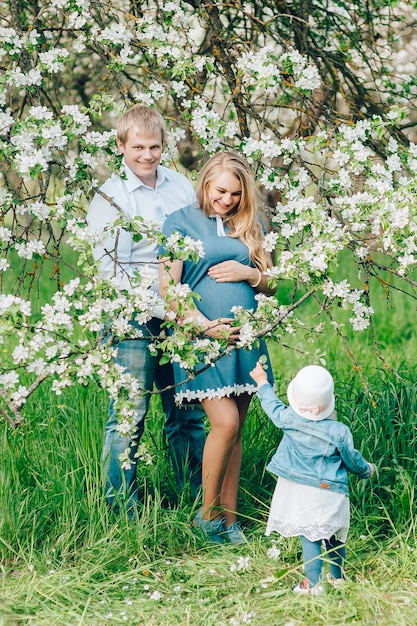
[{"xmin": 102, "ymin": 318, "xmax": 206, "ymax": 509}]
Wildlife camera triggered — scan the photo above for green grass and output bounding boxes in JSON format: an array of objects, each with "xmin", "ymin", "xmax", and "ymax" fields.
[
  {"xmin": 1, "ymin": 361, "xmax": 417, "ymax": 624},
  {"xmin": 2, "ymin": 250, "xmax": 417, "ymax": 624}
]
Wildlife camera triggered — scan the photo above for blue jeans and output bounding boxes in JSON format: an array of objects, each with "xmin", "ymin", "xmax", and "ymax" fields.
[
  {"xmin": 102, "ymin": 318, "xmax": 206, "ymax": 509},
  {"xmin": 301, "ymin": 535, "xmax": 346, "ymax": 585}
]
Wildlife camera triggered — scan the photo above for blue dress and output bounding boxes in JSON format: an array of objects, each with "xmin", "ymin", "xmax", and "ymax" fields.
[{"xmin": 161, "ymin": 204, "xmax": 274, "ymax": 405}]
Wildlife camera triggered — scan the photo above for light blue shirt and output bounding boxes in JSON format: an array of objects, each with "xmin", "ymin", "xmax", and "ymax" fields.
[{"xmin": 86, "ymin": 161, "xmax": 197, "ymax": 319}]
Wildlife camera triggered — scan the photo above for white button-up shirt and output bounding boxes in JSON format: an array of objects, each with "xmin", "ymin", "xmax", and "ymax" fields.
[{"xmin": 86, "ymin": 161, "xmax": 197, "ymax": 319}]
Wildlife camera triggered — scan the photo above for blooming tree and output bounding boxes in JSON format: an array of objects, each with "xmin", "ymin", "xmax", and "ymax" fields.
[{"xmin": 1, "ymin": 0, "xmax": 417, "ymax": 436}]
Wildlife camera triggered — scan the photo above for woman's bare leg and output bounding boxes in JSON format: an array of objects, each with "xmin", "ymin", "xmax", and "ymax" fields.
[
  {"xmin": 200, "ymin": 393, "xmax": 252, "ymax": 524},
  {"xmin": 200, "ymin": 396, "xmax": 240, "ymax": 520},
  {"xmin": 220, "ymin": 393, "xmax": 251, "ymax": 526}
]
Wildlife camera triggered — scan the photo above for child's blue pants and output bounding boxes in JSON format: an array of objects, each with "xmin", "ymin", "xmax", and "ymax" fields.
[{"xmin": 301, "ymin": 535, "xmax": 346, "ymax": 585}]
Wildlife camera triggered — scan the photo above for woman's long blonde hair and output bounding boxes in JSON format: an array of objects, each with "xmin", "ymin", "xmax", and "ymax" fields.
[{"xmin": 196, "ymin": 151, "xmax": 272, "ymax": 271}]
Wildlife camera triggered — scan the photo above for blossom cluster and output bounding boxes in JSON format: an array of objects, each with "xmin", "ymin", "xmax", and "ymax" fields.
[{"xmin": 1, "ymin": 0, "xmax": 417, "ymax": 433}]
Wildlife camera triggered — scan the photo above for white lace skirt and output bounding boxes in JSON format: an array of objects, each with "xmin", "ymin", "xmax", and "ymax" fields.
[{"xmin": 265, "ymin": 477, "xmax": 350, "ymax": 543}]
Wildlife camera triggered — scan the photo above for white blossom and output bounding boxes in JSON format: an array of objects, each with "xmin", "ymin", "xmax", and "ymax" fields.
[
  {"xmin": 267, "ymin": 545, "xmax": 281, "ymax": 560},
  {"xmin": 12, "ymin": 344, "xmax": 31, "ymax": 364},
  {"xmin": 263, "ymin": 231, "xmax": 279, "ymax": 253},
  {"xmin": 230, "ymin": 556, "xmax": 251, "ymax": 572},
  {"xmin": 15, "ymin": 240, "xmax": 46, "ymax": 260},
  {"xmin": 61, "ymin": 105, "xmax": 91, "ymax": 135},
  {"xmin": 39, "ymin": 48, "xmax": 69, "ymax": 73},
  {"xmin": 63, "ymin": 278, "xmax": 81, "ymax": 297},
  {"xmin": 0, "ymin": 370, "xmax": 20, "ymax": 388},
  {"xmin": 0, "ymin": 109, "xmax": 14, "ymax": 133},
  {"xmin": 294, "ymin": 64, "xmax": 321, "ymax": 90},
  {"xmin": 149, "ymin": 590, "xmax": 163, "ymax": 601},
  {"xmin": 237, "ymin": 323, "xmax": 255, "ymax": 348},
  {"xmin": 8, "ymin": 67, "xmax": 42, "ymax": 88},
  {"xmin": 0, "ymin": 227, "xmax": 12, "ymax": 242},
  {"xmin": 99, "ymin": 23, "xmax": 133, "ymax": 46},
  {"xmin": 14, "ymin": 149, "xmax": 49, "ymax": 177}
]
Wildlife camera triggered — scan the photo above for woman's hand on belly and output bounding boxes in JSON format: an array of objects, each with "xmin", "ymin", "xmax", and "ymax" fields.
[{"xmin": 207, "ymin": 260, "xmax": 252, "ymax": 283}]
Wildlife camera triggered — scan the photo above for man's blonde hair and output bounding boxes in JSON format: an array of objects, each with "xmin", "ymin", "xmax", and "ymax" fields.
[{"xmin": 116, "ymin": 105, "xmax": 166, "ymax": 145}]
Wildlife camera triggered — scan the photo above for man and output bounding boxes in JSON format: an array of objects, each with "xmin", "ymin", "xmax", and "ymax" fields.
[{"xmin": 86, "ymin": 105, "xmax": 206, "ymax": 512}]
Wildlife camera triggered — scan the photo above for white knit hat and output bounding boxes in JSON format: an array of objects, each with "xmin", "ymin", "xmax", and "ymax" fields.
[{"xmin": 287, "ymin": 365, "xmax": 335, "ymax": 421}]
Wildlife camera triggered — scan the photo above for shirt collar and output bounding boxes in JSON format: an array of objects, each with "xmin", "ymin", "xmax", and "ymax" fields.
[{"xmin": 121, "ymin": 158, "xmax": 167, "ymax": 192}]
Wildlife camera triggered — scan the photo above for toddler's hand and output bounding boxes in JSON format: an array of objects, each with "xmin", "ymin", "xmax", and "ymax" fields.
[
  {"xmin": 250, "ymin": 361, "xmax": 268, "ymax": 387},
  {"xmin": 368, "ymin": 462, "xmax": 375, "ymax": 478}
]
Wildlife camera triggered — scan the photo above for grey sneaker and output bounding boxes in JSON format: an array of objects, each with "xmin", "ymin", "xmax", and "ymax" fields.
[
  {"xmin": 326, "ymin": 573, "xmax": 346, "ymax": 588},
  {"xmin": 193, "ymin": 509, "xmax": 225, "ymax": 543},
  {"xmin": 223, "ymin": 522, "xmax": 248, "ymax": 544}
]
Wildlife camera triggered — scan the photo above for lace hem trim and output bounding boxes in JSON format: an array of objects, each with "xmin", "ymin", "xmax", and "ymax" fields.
[
  {"xmin": 265, "ymin": 521, "xmax": 349, "ymax": 543},
  {"xmin": 175, "ymin": 383, "xmax": 258, "ymax": 405}
]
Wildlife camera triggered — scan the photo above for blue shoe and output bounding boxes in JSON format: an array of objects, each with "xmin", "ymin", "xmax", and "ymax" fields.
[
  {"xmin": 223, "ymin": 522, "xmax": 248, "ymax": 544},
  {"xmin": 193, "ymin": 509, "xmax": 225, "ymax": 543}
]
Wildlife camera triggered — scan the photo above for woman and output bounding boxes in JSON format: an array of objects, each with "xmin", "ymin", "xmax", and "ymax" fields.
[{"xmin": 159, "ymin": 151, "xmax": 277, "ymax": 543}]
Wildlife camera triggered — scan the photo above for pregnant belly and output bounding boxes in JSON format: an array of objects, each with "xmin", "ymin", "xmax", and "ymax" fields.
[{"xmin": 195, "ymin": 278, "xmax": 257, "ymax": 319}]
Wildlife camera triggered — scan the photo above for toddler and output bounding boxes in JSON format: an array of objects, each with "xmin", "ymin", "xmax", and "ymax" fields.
[{"xmin": 250, "ymin": 362, "xmax": 374, "ymax": 594}]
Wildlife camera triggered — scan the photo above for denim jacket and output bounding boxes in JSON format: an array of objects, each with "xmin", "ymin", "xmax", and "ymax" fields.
[{"xmin": 258, "ymin": 383, "xmax": 372, "ymax": 495}]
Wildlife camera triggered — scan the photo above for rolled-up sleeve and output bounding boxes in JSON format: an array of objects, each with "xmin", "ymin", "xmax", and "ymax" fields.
[{"xmin": 86, "ymin": 192, "xmax": 136, "ymax": 291}]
